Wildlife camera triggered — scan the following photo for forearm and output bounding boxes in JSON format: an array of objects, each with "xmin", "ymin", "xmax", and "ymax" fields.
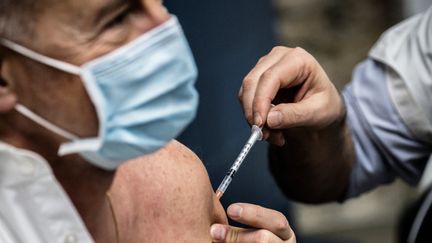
[{"xmin": 269, "ymin": 111, "xmax": 355, "ymax": 204}]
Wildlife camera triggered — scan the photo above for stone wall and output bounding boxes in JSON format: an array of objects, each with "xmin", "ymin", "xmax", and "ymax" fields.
[{"xmin": 274, "ymin": 0, "xmax": 402, "ymax": 88}]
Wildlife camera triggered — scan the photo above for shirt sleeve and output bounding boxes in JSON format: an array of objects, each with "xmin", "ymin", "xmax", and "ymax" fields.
[{"xmin": 342, "ymin": 59, "xmax": 431, "ymax": 199}]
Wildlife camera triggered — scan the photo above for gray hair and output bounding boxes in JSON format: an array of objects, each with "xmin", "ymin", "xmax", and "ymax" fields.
[{"xmin": 0, "ymin": 0, "xmax": 40, "ymax": 41}]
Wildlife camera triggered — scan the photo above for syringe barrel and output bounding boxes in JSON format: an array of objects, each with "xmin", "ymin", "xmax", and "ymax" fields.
[
  {"xmin": 251, "ymin": 125, "xmax": 263, "ymax": 141},
  {"xmin": 215, "ymin": 125, "xmax": 262, "ymax": 198},
  {"xmin": 216, "ymin": 174, "xmax": 233, "ymax": 194}
]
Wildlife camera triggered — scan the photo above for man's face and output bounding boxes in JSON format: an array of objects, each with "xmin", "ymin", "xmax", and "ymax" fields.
[{"xmin": 0, "ymin": 0, "xmax": 169, "ymax": 153}]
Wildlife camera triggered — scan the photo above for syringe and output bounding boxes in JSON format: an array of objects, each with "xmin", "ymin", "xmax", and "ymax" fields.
[{"xmin": 215, "ymin": 125, "xmax": 263, "ymax": 199}]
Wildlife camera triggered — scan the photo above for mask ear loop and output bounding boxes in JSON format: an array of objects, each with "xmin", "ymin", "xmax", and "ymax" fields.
[
  {"xmin": 0, "ymin": 39, "xmax": 81, "ymax": 141},
  {"xmin": 0, "ymin": 39, "xmax": 81, "ymax": 75},
  {"xmin": 15, "ymin": 104, "xmax": 78, "ymax": 141}
]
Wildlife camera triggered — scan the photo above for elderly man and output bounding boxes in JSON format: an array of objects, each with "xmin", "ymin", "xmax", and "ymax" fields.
[{"xmin": 0, "ymin": 0, "xmax": 296, "ymax": 242}]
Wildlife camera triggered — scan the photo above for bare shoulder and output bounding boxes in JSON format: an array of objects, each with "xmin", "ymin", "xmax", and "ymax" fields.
[{"xmin": 109, "ymin": 140, "xmax": 227, "ymax": 243}]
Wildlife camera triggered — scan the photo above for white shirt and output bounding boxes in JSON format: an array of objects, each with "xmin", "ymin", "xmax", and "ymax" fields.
[
  {"xmin": 0, "ymin": 142, "xmax": 94, "ymax": 243},
  {"xmin": 342, "ymin": 7, "xmax": 432, "ymax": 199}
]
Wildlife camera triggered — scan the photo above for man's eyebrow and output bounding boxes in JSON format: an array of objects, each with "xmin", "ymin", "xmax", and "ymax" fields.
[{"xmin": 93, "ymin": 0, "xmax": 129, "ymax": 25}]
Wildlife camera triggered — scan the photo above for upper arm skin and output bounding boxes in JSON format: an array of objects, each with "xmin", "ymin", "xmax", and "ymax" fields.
[{"xmin": 109, "ymin": 140, "xmax": 227, "ymax": 243}]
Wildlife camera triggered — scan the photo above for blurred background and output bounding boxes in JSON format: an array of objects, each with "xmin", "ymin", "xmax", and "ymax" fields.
[
  {"xmin": 274, "ymin": 1, "xmax": 429, "ymax": 242},
  {"xmin": 166, "ymin": 0, "xmax": 431, "ymax": 242}
]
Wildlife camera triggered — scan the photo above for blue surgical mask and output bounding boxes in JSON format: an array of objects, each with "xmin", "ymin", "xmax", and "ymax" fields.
[{"xmin": 1, "ymin": 16, "xmax": 199, "ymax": 170}]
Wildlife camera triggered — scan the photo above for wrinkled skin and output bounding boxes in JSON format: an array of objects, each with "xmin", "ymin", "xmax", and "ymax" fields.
[{"xmin": 1, "ymin": 0, "xmax": 228, "ymax": 241}]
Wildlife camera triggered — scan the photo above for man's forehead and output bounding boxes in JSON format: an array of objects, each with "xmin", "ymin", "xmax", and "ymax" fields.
[
  {"xmin": 57, "ymin": 0, "xmax": 127, "ymax": 12},
  {"xmin": 41, "ymin": 0, "xmax": 130, "ymax": 30}
]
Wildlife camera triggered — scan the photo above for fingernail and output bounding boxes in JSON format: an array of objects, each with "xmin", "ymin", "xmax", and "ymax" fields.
[
  {"xmin": 210, "ymin": 225, "xmax": 226, "ymax": 241},
  {"xmin": 254, "ymin": 112, "xmax": 263, "ymax": 127},
  {"xmin": 228, "ymin": 204, "xmax": 243, "ymax": 218},
  {"xmin": 268, "ymin": 111, "xmax": 282, "ymax": 128}
]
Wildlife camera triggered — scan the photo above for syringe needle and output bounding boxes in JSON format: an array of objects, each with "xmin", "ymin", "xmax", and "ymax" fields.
[{"xmin": 216, "ymin": 125, "xmax": 263, "ymax": 199}]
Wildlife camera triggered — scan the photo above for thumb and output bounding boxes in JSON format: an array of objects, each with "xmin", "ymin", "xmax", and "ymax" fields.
[
  {"xmin": 267, "ymin": 102, "xmax": 314, "ymax": 129},
  {"xmin": 210, "ymin": 224, "xmax": 243, "ymax": 243}
]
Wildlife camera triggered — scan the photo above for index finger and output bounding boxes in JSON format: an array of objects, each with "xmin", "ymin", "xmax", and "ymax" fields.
[
  {"xmin": 211, "ymin": 224, "xmax": 287, "ymax": 243},
  {"xmin": 239, "ymin": 47, "xmax": 286, "ymax": 125},
  {"xmin": 253, "ymin": 48, "xmax": 311, "ymax": 127},
  {"xmin": 227, "ymin": 203, "xmax": 294, "ymax": 241}
]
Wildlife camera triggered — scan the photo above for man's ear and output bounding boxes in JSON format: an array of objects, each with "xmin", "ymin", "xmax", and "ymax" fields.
[{"xmin": 0, "ymin": 53, "xmax": 17, "ymax": 113}]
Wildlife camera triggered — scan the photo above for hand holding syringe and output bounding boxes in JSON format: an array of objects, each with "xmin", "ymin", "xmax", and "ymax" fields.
[{"xmin": 215, "ymin": 125, "xmax": 263, "ymax": 199}]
